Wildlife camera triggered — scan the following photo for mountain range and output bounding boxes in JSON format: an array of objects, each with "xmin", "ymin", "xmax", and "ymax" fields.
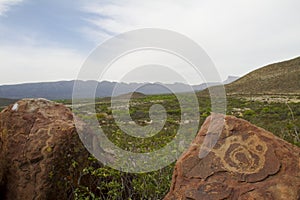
[
  {"xmin": 0, "ymin": 76, "xmax": 238, "ymax": 100},
  {"xmin": 1, "ymin": 55, "xmax": 299, "ymax": 101}
]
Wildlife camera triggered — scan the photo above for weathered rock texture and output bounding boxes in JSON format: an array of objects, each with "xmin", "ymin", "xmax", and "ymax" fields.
[
  {"xmin": 165, "ymin": 114, "xmax": 300, "ymax": 200},
  {"xmin": 0, "ymin": 99, "xmax": 90, "ymax": 200}
]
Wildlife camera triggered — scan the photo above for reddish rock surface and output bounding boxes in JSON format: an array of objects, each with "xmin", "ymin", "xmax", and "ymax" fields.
[
  {"xmin": 0, "ymin": 99, "xmax": 90, "ymax": 200},
  {"xmin": 165, "ymin": 114, "xmax": 300, "ymax": 200}
]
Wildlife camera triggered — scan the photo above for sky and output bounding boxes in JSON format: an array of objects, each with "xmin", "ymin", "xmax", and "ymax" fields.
[{"xmin": 0, "ymin": 0, "xmax": 299, "ymax": 85}]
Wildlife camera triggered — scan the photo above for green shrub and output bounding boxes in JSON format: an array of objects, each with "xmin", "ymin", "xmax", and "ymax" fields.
[
  {"xmin": 71, "ymin": 94, "xmax": 300, "ymax": 199},
  {"xmin": 74, "ymin": 157, "xmax": 173, "ymax": 200},
  {"xmin": 243, "ymin": 109, "xmax": 256, "ymax": 116}
]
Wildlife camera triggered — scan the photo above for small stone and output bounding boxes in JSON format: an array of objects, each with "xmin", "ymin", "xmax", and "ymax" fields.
[{"xmin": 11, "ymin": 103, "xmax": 18, "ymax": 111}]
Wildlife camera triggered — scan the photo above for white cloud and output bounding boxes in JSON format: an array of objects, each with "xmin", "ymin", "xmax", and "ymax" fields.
[
  {"xmin": 1, "ymin": 0, "xmax": 299, "ymax": 85},
  {"xmin": 0, "ymin": 0, "xmax": 23, "ymax": 16},
  {"xmin": 81, "ymin": 0, "xmax": 300, "ymax": 82},
  {"xmin": 0, "ymin": 45, "xmax": 85, "ymax": 85}
]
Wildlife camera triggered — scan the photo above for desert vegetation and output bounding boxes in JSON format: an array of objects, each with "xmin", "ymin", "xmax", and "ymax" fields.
[{"xmin": 69, "ymin": 93, "xmax": 300, "ymax": 199}]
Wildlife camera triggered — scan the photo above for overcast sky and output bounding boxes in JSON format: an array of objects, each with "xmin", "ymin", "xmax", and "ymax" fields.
[{"xmin": 0, "ymin": 0, "xmax": 299, "ymax": 85}]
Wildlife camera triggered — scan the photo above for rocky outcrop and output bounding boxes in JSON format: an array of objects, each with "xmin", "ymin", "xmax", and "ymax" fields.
[
  {"xmin": 0, "ymin": 99, "xmax": 90, "ymax": 200},
  {"xmin": 165, "ymin": 115, "xmax": 300, "ymax": 200}
]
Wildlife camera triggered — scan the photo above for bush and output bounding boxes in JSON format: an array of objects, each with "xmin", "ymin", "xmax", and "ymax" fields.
[
  {"xmin": 72, "ymin": 95, "xmax": 300, "ymax": 199},
  {"xmin": 74, "ymin": 157, "xmax": 174, "ymax": 200},
  {"xmin": 243, "ymin": 109, "xmax": 256, "ymax": 116}
]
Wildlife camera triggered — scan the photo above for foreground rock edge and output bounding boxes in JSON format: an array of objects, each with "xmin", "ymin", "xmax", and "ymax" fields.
[
  {"xmin": 0, "ymin": 98, "xmax": 92, "ymax": 200},
  {"xmin": 164, "ymin": 114, "xmax": 300, "ymax": 200}
]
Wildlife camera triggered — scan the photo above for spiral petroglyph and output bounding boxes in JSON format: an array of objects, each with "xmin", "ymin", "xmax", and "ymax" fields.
[
  {"xmin": 213, "ymin": 134, "xmax": 267, "ymax": 174},
  {"xmin": 165, "ymin": 115, "xmax": 300, "ymax": 200}
]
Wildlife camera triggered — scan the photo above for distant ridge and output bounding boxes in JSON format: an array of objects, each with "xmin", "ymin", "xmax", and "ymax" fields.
[
  {"xmin": 0, "ymin": 77, "xmax": 237, "ymax": 100},
  {"xmin": 226, "ymin": 56, "xmax": 300, "ymax": 95},
  {"xmin": 0, "ymin": 98, "xmax": 18, "ymax": 109},
  {"xmin": 2, "ymin": 55, "xmax": 299, "ymax": 100},
  {"xmin": 223, "ymin": 76, "xmax": 239, "ymax": 85},
  {"xmin": 113, "ymin": 92, "xmax": 146, "ymax": 100}
]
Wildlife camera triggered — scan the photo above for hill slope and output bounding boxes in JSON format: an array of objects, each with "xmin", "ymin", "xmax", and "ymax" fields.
[{"xmin": 226, "ymin": 56, "xmax": 300, "ymax": 95}]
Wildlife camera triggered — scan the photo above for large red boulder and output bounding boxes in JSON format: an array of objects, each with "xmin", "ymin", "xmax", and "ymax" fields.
[
  {"xmin": 0, "ymin": 99, "xmax": 90, "ymax": 200},
  {"xmin": 165, "ymin": 115, "xmax": 300, "ymax": 200}
]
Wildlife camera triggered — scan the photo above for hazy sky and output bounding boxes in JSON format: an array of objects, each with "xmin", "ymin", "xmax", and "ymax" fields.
[{"xmin": 0, "ymin": 0, "xmax": 299, "ymax": 85}]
